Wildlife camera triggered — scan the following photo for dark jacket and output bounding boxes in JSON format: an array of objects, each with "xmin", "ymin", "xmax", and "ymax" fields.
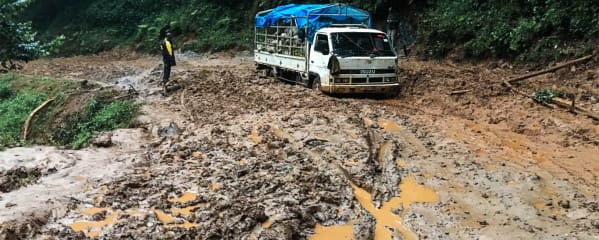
[{"xmin": 160, "ymin": 39, "xmax": 176, "ymax": 66}]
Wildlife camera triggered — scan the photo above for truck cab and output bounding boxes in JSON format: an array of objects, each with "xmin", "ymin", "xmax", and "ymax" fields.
[{"xmin": 309, "ymin": 27, "xmax": 399, "ymax": 94}]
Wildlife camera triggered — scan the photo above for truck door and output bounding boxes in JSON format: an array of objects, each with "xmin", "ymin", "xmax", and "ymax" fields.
[{"xmin": 309, "ymin": 34, "xmax": 331, "ymax": 84}]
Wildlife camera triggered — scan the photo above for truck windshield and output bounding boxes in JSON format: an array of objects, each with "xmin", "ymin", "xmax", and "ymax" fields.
[{"xmin": 331, "ymin": 32, "xmax": 395, "ymax": 57}]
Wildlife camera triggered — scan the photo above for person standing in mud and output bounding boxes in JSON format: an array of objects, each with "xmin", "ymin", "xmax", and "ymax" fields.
[
  {"xmin": 386, "ymin": 7, "xmax": 399, "ymax": 48},
  {"xmin": 160, "ymin": 32, "xmax": 176, "ymax": 89}
]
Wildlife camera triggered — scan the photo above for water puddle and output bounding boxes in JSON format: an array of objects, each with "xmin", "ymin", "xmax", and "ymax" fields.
[
  {"xmin": 351, "ymin": 176, "xmax": 438, "ymax": 240},
  {"xmin": 248, "ymin": 128, "xmax": 261, "ymax": 144},
  {"xmin": 210, "ymin": 182, "xmax": 220, "ymax": 191},
  {"xmin": 377, "ymin": 118, "xmax": 402, "ymax": 132},
  {"xmin": 171, "ymin": 204, "xmax": 206, "ymax": 216},
  {"xmin": 80, "ymin": 208, "xmax": 110, "ymax": 216},
  {"xmin": 309, "ymin": 222, "xmax": 355, "ymax": 240},
  {"xmin": 70, "ymin": 209, "xmax": 119, "ymax": 238},
  {"xmin": 154, "ymin": 209, "xmax": 176, "ymax": 223},
  {"xmin": 168, "ymin": 191, "xmax": 198, "ymax": 204}
]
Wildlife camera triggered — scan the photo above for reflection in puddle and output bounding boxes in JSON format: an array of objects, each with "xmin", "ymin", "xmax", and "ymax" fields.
[
  {"xmin": 168, "ymin": 191, "xmax": 198, "ymax": 204},
  {"xmin": 309, "ymin": 222, "xmax": 354, "ymax": 240}
]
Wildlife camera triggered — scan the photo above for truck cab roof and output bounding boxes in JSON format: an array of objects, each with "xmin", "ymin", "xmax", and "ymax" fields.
[{"xmin": 316, "ymin": 27, "xmax": 386, "ymax": 35}]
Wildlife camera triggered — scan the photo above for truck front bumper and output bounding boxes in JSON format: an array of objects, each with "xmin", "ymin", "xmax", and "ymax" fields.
[{"xmin": 321, "ymin": 83, "xmax": 400, "ymax": 94}]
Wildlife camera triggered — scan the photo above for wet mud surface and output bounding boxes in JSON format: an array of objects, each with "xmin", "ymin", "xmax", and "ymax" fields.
[{"xmin": 1, "ymin": 52, "xmax": 597, "ymax": 239}]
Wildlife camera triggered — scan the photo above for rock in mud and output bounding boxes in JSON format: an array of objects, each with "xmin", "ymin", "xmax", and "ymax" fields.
[
  {"xmin": 158, "ymin": 122, "xmax": 181, "ymax": 137},
  {"xmin": 93, "ymin": 132, "xmax": 114, "ymax": 147}
]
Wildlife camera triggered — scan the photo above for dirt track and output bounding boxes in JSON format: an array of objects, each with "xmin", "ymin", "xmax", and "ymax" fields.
[{"xmin": 1, "ymin": 51, "xmax": 597, "ymax": 239}]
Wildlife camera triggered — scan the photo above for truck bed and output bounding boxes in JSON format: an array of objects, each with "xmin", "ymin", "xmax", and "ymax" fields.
[{"xmin": 254, "ymin": 51, "xmax": 307, "ymax": 73}]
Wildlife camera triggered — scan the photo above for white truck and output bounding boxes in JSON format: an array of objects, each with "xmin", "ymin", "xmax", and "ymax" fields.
[{"xmin": 254, "ymin": 3, "xmax": 399, "ymax": 95}]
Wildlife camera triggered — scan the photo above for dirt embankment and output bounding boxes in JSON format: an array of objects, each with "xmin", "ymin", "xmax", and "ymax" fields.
[{"xmin": 0, "ymin": 52, "xmax": 597, "ymax": 239}]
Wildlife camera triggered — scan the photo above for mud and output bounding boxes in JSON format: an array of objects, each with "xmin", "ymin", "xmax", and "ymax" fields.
[{"xmin": 0, "ymin": 51, "xmax": 596, "ymax": 239}]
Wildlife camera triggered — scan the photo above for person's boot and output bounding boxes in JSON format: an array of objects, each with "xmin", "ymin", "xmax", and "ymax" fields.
[{"xmin": 162, "ymin": 78, "xmax": 169, "ymax": 95}]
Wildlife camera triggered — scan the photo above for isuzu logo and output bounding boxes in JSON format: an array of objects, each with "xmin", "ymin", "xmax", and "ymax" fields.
[{"xmin": 360, "ymin": 69, "xmax": 376, "ymax": 74}]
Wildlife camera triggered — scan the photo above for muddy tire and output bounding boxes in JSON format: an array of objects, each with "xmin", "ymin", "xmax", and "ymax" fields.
[{"xmin": 311, "ymin": 78, "xmax": 321, "ymax": 92}]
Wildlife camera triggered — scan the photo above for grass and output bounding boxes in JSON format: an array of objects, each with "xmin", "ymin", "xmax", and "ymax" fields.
[
  {"xmin": 56, "ymin": 99, "xmax": 139, "ymax": 149},
  {"xmin": 0, "ymin": 73, "xmax": 140, "ymax": 149}
]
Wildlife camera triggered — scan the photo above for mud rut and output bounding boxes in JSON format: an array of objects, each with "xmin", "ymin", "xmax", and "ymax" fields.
[{"xmin": 1, "ymin": 53, "xmax": 598, "ymax": 239}]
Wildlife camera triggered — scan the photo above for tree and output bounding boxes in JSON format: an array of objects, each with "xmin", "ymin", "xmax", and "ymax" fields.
[{"xmin": 0, "ymin": 0, "xmax": 47, "ymax": 72}]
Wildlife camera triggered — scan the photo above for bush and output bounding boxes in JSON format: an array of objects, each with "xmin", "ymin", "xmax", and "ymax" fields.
[
  {"xmin": 0, "ymin": 92, "xmax": 48, "ymax": 146},
  {"xmin": 419, "ymin": 0, "xmax": 599, "ymax": 61},
  {"xmin": 54, "ymin": 99, "xmax": 139, "ymax": 149},
  {"xmin": 0, "ymin": 82, "xmax": 12, "ymax": 100}
]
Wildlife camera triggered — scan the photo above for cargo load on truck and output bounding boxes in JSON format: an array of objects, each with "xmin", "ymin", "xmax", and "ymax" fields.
[{"xmin": 255, "ymin": 4, "xmax": 371, "ymax": 43}]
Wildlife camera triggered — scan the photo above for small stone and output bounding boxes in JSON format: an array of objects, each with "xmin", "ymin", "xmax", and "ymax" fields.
[
  {"xmin": 5, "ymin": 202, "xmax": 17, "ymax": 208},
  {"xmin": 558, "ymin": 200, "xmax": 571, "ymax": 209},
  {"xmin": 159, "ymin": 122, "xmax": 181, "ymax": 137}
]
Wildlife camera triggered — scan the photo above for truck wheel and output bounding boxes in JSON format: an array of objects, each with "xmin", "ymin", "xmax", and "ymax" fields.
[{"xmin": 311, "ymin": 78, "xmax": 321, "ymax": 92}]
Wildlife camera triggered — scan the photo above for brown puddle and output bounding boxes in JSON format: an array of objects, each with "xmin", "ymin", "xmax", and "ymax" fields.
[
  {"xmin": 351, "ymin": 176, "xmax": 438, "ymax": 240},
  {"xmin": 211, "ymin": 182, "xmax": 220, "ymax": 191},
  {"xmin": 309, "ymin": 222, "xmax": 355, "ymax": 240},
  {"xmin": 154, "ymin": 209, "xmax": 176, "ymax": 223},
  {"xmin": 70, "ymin": 209, "xmax": 119, "ymax": 237},
  {"xmin": 80, "ymin": 208, "xmax": 110, "ymax": 216},
  {"xmin": 168, "ymin": 191, "xmax": 198, "ymax": 204},
  {"xmin": 377, "ymin": 118, "xmax": 402, "ymax": 132},
  {"xmin": 248, "ymin": 128, "xmax": 261, "ymax": 144},
  {"xmin": 261, "ymin": 219, "xmax": 273, "ymax": 229},
  {"xmin": 171, "ymin": 204, "xmax": 206, "ymax": 216}
]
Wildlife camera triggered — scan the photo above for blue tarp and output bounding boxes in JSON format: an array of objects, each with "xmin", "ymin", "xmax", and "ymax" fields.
[{"xmin": 255, "ymin": 4, "xmax": 371, "ymax": 42}]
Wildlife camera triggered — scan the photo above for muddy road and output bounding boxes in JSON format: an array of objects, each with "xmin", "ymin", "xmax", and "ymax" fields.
[{"xmin": 1, "ymin": 51, "xmax": 597, "ymax": 239}]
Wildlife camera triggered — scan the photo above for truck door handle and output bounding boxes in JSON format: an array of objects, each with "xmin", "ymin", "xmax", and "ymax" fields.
[{"xmin": 311, "ymin": 61, "xmax": 314, "ymax": 63}]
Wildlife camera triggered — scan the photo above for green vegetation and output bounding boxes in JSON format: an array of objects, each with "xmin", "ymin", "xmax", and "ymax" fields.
[
  {"xmin": 531, "ymin": 89, "xmax": 571, "ymax": 103},
  {"xmin": 1, "ymin": 0, "xmax": 63, "ymax": 71},
  {"xmin": 420, "ymin": 0, "xmax": 598, "ymax": 61},
  {"xmin": 0, "ymin": 74, "xmax": 139, "ymax": 149},
  {"xmin": 55, "ymin": 99, "xmax": 139, "ymax": 149},
  {"xmin": 19, "ymin": 0, "xmax": 599, "ymax": 62}
]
